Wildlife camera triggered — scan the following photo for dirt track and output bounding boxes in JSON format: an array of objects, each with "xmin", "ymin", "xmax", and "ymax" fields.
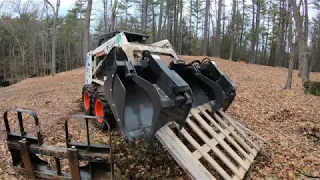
[{"xmin": 0, "ymin": 56, "xmax": 320, "ymax": 179}]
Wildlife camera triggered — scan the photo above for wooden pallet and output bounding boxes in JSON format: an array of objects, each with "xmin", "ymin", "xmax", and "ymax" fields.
[{"xmin": 156, "ymin": 103, "xmax": 261, "ymax": 180}]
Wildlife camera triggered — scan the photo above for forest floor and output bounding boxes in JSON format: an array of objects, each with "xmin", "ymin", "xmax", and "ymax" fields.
[{"xmin": 0, "ymin": 56, "xmax": 320, "ymax": 179}]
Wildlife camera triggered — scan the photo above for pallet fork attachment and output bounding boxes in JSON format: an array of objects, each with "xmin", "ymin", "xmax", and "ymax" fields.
[{"xmin": 3, "ymin": 109, "xmax": 114, "ymax": 180}]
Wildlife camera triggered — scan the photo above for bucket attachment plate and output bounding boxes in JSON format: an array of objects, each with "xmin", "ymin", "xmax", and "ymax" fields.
[
  {"xmin": 3, "ymin": 109, "xmax": 114, "ymax": 180},
  {"xmin": 156, "ymin": 103, "xmax": 262, "ymax": 180}
]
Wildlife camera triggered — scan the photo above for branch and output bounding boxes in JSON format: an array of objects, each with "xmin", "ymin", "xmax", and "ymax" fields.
[
  {"xmin": 0, "ymin": 1, "xmax": 4, "ymax": 12},
  {"xmin": 298, "ymin": 170, "xmax": 320, "ymax": 179},
  {"xmin": 55, "ymin": 0, "xmax": 60, "ymax": 15},
  {"xmin": 299, "ymin": 0, "xmax": 303, "ymax": 8},
  {"xmin": 44, "ymin": 0, "xmax": 55, "ymax": 12}
]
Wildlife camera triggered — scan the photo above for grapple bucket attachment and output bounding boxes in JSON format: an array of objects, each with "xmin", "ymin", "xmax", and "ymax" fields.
[
  {"xmin": 102, "ymin": 49, "xmax": 192, "ymax": 143},
  {"xmin": 169, "ymin": 58, "xmax": 236, "ymax": 113}
]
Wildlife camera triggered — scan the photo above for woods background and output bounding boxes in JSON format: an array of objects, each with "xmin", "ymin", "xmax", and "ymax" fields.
[{"xmin": 0, "ymin": 0, "xmax": 319, "ymax": 84}]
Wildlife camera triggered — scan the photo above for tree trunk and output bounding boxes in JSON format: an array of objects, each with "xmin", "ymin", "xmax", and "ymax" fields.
[
  {"xmin": 168, "ymin": 0, "xmax": 173, "ymax": 43},
  {"xmin": 210, "ymin": 12, "xmax": 215, "ymax": 56},
  {"xmin": 178, "ymin": 0, "xmax": 183, "ymax": 54},
  {"xmin": 125, "ymin": 0, "xmax": 128, "ymax": 28},
  {"xmin": 157, "ymin": 0, "xmax": 164, "ymax": 41},
  {"xmin": 32, "ymin": 40, "xmax": 36, "ymax": 75},
  {"xmin": 143, "ymin": 0, "xmax": 148, "ymax": 33},
  {"xmin": 83, "ymin": 0, "xmax": 93, "ymax": 65},
  {"xmin": 263, "ymin": 10, "xmax": 270, "ymax": 64},
  {"xmin": 254, "ymin": 2, "xmax": 260, "ymax": 63},
  {"xmin": 173, "ymin": 0, "xmax": 177, "ymax": 48},
  {"xmin": 249, "ymin": 0, "xmax": 256, "ymax": 64},
  {"xmin": 277, "ymin": 0, "xmax": 286, "ymax": 67},
  {"xmin": 103, "ymin": 0, "xmax": 108, "ymax": 33},
  {"xmin": 229, "ymin": 0, "xmax": 237, "ymax": 60},
  {"xmin": 303, "ymin": 0, "xmax": 309, "ymax": 81},
  {"xmin": 64, "ymin": 44, "xmax": 68, "ymax": 71},
  {"xmin": 216, "ymin": 0, "xmax": 223, "ymax": 57},
  {"xmin": 188, "ymin": 0, "xmax": 192, "ymax": 55},
  {"xmin": 166, "ymin": 0, "xmax": 171, "ymax": 40},
  {"xmin": 79, "ymin": 2, "xmax": 84, "ymax": 65},
  {"xmin": 291, "ymin": 0, "xmax": 309, "ymax": 83},
  {"xmin": 44, "ymin": 0, "xmax": 60, "ymax": 75},
  {"xmin": 238, "ymin": 0, "xmax": 245, "ymax": 61},
  {"xmin": 195, "ymin": 7, "xmax": 199, "ymax": 55},
  {"xmin": 151, "ymin": 3, "xmax": 156, "ymax": 42},
  {"xmin": 68, "ymin": 43, "xmax": 71, "ymax": 69},
  {"xmin": 285, "ymin": 0, "xmax": 294, "ymax": 89},
  {"xmin": 110, "ymin": 0, "xmax": 118, "ymax": 31},
  {"xmin": 162, "ymin": 1, "xmax": 168, "ymax": 39},
  {"xmin": 203, "ymin": 0, "xmax": 210, "ymax": 56},
  {"xmin": 222, "ymin": 3, "xmax": 226, "ymax": 41}
]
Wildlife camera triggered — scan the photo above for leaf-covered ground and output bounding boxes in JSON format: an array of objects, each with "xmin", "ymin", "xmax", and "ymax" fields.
[{"xmin": 0, "ymin": 56, "xmax": 319, "ymax": 179}]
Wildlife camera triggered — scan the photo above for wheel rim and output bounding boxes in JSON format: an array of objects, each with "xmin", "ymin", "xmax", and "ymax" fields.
[
  {"xmin": 83, "ymin": 91, "xmax": 90, "ymax": 110},
  {"xmin": 95, "ymin": 99, "xmax": 104, "ymax": 124}
]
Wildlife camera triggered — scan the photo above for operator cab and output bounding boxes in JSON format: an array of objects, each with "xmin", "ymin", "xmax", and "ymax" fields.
[{"xmin": 98, "ymin": 31, "xmax": 149, "ymax": 46}]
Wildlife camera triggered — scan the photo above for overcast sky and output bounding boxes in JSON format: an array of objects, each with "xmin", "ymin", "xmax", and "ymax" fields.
[{"xmin": 52, "ymin": 0, "xmax": 317, "ymax": 19}]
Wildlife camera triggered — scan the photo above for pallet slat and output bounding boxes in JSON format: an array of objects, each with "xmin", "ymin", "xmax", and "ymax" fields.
[
  {"xmin": 179, "ymin": 127, "xmax": 232, "ymax": 179},
  {"xmin": 202, "ymin": 103, "xmax": 258, "ymax": 155},
  {"xmin": 186, "ymin": 118, "xmax": 243, "ymax": 179},
  {"xmin": 156, "ymin": 126, "xmax": 214, "ymax": 180},
  {"xmin": 156, "ymin": 103, "xmax": 262, "ymax": 180},
  {"xmin": 189, "ymin": 111, "xmax": 248, "ymax": 176},
  {"xmin": 219, "ymin": 110, "xmax": 261, "ymax": 151},
  {"xmin": 190, "ymin": 109, "xmax": 250, "ymax": 170},
  {"xmin": 198, "ymin": 107, "xmax": 254, "ymax": 163}
]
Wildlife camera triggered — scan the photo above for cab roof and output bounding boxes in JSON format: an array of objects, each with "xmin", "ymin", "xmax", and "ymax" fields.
[{"xmin": 98, "ymin": 31, "xmax": 149, "ymax": 46}]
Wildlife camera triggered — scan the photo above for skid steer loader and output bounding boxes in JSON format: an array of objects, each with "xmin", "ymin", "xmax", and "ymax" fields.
[
  {"xmin": 4, "ymin": 31, "xmax": 263, "ymax": 180},
  {"xmin": 80, "ymin": 31, "xmax": 263, "ymax": 179},
  {"xmin": 82, "ymin": 31, "xmax": 237, "ymax": 143}
]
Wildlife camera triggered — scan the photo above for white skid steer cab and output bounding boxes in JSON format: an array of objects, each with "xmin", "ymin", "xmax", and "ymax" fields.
[{"xmin": 4, "ymin": 31, "xmax": 264, "ymax": 180}]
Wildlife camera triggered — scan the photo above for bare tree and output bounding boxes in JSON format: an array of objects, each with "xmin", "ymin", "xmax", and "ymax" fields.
[
  {"xmin": 0, "ymin": 1, "xmax": 4, "ymax": 12},
  {"xmin": 173, "ymin": 0, "xmax": 178, "ymax": 48},
  {"xmin": 83, "ymin": 0, "xmax": 92, "ymax": 63},
  {"xmin": 215, "ymin": 0, "xmax": 223, "ymax": 57},
  {"xmin": 103, "ymin": 0, "xmax": 108, "ymax": 33},
  {"xmin": 238, "ymin": 0, "xmax": 246, "ymax": 62},
  {"xmin": 284, "ymin": 0, "xmax": 295, "ymax": 89},
  {"xmin": 291, "ymin": 0, "xmax": 309, "ymax": 83},
  {"xmin": 143, "ymin": 0, "xmax": 148, "ymax": 33},
  {"xmin": 228, "ymin": 0, "xmax": 236, "ymax": 60},
  {"xmin": 157, "ymin": 0, "xmax": 164, "ymax": 41},
  {"xmin": 178, "ymin": 0, "xmax": 183, "ymax": 53},
  {"xmin": 203, "ymin": 0, "xmax": 210, "ymax": 56},
  {"xmin": 1, "ymin": 0, "xmax": 39, "ymax": 78},
  {"xmin": 110, "ymin": 0, "xmax": 118, "ymax": 31},
  {"xmin": 249, "ymin": 0, "xmax": 256, "ymax": 63},
  {"xmin": 44, "ymin": 0, "xmax": 60, "ymax": 75}
]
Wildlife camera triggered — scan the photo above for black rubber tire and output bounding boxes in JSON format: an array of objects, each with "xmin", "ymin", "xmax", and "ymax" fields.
[
  {"xmin": 92, "ymin": 87, "xmax": 115, "ymax": 129},
  {"xmin": 82, "ymin": 84, "xmax": 96, "ymax": 115}
]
